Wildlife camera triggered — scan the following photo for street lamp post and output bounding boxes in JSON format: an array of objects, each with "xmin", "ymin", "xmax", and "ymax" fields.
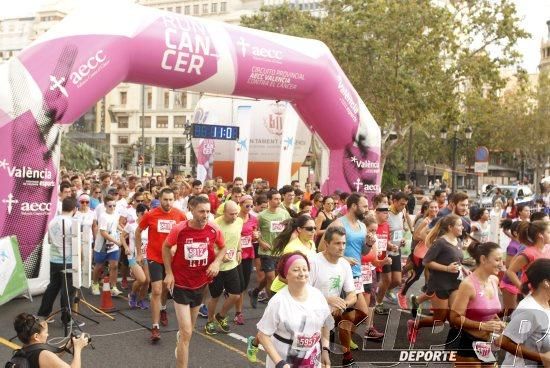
[{"xmin": 440, "ymin": 124, "xmax": 473, "ymax": 193}]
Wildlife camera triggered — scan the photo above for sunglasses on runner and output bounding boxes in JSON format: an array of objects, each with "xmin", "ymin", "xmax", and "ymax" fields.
[{"xmin": 301, "ymin": 226, "xmax": 316, "ymax": 232}]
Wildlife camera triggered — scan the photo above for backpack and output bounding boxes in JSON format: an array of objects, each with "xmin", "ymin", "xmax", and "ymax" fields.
[{"xmin": 5, "ymin": 343, "xmax": 63, "ymax": 368}]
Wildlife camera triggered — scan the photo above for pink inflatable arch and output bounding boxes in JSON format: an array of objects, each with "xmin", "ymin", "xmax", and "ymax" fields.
[{"xmin": 0, "ymin": 2, "xmax": 380, "ymax": 271}]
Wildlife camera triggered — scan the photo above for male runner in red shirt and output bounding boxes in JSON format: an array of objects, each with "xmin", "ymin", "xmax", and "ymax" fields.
[
  {"xmin": 136, "ymin": 187, "xmax": 186, "ymax": 342},
  {"xmin": 163, "ymin": 195, "xmax": 226, "ymax": 368}
]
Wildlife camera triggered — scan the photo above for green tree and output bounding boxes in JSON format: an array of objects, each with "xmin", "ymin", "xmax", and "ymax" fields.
[
  {"xmin": 60, "ymin": 136, "xmax": 97, "ymax": 171},
  {"xmin": 241, "ymin": 0, "xmax": 529, "ymax": 178}
]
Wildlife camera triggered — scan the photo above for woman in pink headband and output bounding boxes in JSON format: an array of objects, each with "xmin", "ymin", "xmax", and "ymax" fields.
[{"xmin": 256, "ymin": 251, "xmax": 333, "ymax": 368}]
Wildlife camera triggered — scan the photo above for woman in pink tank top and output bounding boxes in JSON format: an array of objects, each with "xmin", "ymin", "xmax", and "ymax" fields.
[
  {"xmin": 505, "ymin": 221, "xmax": 550, "ymax": 294},
  {"xmin": 450, "ymin": 242, "xmax": 506, "ymax": 366}
]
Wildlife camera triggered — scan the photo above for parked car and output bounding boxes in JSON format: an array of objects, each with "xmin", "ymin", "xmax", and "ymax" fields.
[{"xmin": 478, "ymin": 185, "xmax": 535, "ymax": 209}]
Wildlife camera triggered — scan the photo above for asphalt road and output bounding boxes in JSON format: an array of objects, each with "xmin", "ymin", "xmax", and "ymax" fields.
[{"xmin": 0, "ymin": 273, "xmax": 502, "ymax": 368}]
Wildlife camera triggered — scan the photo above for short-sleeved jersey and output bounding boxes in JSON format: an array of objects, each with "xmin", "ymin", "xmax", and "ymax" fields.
[
  {"xmin": 165, "ymin": 221, "xmax": 225, "ymax": 290},
  {"xmin": 138, "ymin": 207, "xmax": 186, "ymax": 264}
]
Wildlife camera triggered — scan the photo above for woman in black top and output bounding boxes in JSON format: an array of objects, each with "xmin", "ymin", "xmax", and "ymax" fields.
[
  {"xmin": 13, "ymin": 313, "xmax": 89, "ymax": 368},
  {"xmin": 314, "ymin": 196, "xmax": 335, "ymax": 247},
  {"xmin": 406, "ymin": 214, "xmax": 464, "ymax": 344}
]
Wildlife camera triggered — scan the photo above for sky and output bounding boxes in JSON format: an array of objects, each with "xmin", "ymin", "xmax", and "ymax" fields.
[{"xmin": 0, "ymin": 0, "xmax": 548, "ymax": 73}]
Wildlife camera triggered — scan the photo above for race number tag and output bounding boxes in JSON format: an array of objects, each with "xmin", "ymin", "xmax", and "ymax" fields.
[
  {"xmin": 354, "ymin": 277, "xmax": 363, "ymax": 293},
  {"xmin": 157, "ymin": 219, "xmax": 176, "ymax": 233},
  {"xmin": 240, "ymin": 235, "xmax": 252, "ymax": 249},
  {"xmin": 472, "ymin": 341, "xmax": 496, "ymax": 363},
  {"xmin": 291, "ymin": 332, "xmax": 320, "ymax": 351},
  {"xmin": 184, "ymin": 242, "xmax": 208, "ymax": 265},
  {"xmin": 392, "ymin": 230, "xmax": 404, "ymax": 243},
  {"xmin": 361, "ymin": 264, "xmax": 373, "ymax": 285},
  {"xmin": 226, "ymin": 248, "xmax": 236, "ymax": 260},
  {"xmin": 270, "ymin": 221, "xmax": 285, "ymax": 233},
  {"xmin": 377, "ymin": 237, "xmax": 387, "ymax": 252}
]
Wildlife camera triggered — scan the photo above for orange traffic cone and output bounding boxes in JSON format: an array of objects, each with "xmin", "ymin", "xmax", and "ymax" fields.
[{"xmin": 100, "ymin": 276, "xmax": 115, "ymax": 312}]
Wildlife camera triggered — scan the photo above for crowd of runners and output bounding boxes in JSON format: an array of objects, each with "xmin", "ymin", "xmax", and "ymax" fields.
[{"xmin": 30, "ymin": 170, "xmax": 550, "ymax": 367}]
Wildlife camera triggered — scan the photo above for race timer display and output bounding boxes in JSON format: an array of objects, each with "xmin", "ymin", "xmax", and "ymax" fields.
[{"xmin": 191, "ymin": 124, "xmax": 239, "ymax": 140}]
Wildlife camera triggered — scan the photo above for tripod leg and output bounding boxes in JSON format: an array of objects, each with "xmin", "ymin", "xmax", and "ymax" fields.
[
  {"xmin": 79, "ymin": 299, "xmax": 116, "ymax": 320},
  {"xmin": 72, "ymin": 310, "xmax": 100, "ymax": 324}
]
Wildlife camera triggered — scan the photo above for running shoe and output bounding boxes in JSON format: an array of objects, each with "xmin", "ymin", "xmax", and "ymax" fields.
[
  {"xmin": 246, "ymin": 336, "xmax": 259, "ymax": 363},
  {"xmin": 234, "ymin": 313, "xmax": 245, "ymax": 325},
  {"xmin": 128, "ymin": 292, "xmax": 138, "ymax": 309},
  {"xmin": 204, "ymin": 321, "xmax": 218, "ymax": 335},
  {"xmin": 374, "ymin": 303, "xmax": 390, "ymax": 315},
  {"xmin": 342, "ymin": 352, "xmax": 358, "ymax": 367},
  {"xmin": 248, "ymin": 288, "xmax": 258, "ymax": 309},
  {"xmin": 397, "ymin": 292, "xmax": 409, "ymax": 309},
  {"xmin": 410, "ymin": 295, "xmax": 419, "ymax": 318},
  {"xmin": 407, "ymin": 320, "xmax": 417, "ymax": 344},
  {"xmin": 150, "ymin": 326, "xmax": 161, "ymax": 342},
  {"xmin": 138, "ymin": 299, "xmax": 150, "ymax": 310},
  {"xmin": 215, "ymin": 313, "xmax": 230, "ymax": 333},
  {"xmin": 160, "ymin": 310, "xmax": 168, "ymax": 327},
  {"xmin": 121, "ymin": 277, "xmax": 128, "ymax": 290},
  {"xmin": 91, "ymin": 283, "xmax": 100, "ymax": 296},
  {"xmin": 349, "ymin": 339, "xmax": 358, "ymax": 350},
  {"xmin": 198, "ymin": 304, "xmax": 208, "ymax": 318},
  {"xmin": 111, "ymin": 286, "xmax": 122, "ymax": 297},
  {"xmin": 257, "ymin": 290, "xmax": 268, "ymax": 302},
  {"xmin": 364, "ymin": 327, "xmax": 384, "ymax": 340},
  {"xmin": 384, "ymin": 290, "xmax": 397, "ymax": 304}
]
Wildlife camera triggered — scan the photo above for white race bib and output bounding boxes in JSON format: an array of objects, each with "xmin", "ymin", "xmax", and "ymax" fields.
[
  {"xmin": 157, "ymin": 219, "xmax": 176, "ymax": 233},
  {"xmin": 184, "ymin": 242, "xmax": 208, "ymax": 265},
  {"xmin": 354, "ymin": 277, "xmax": 363, "ymax": 293},
  {"xmin": 291, "ymin": 332, "xmax": 320, "ymax": 351},
  {"xmin": 392, "ymin": 230, "xmax": 404, "ymax": 243},
  {"xmin": 270, "ymin": 221, "xmax": 285, "ymax": 233},
  {"xmin": 377, "ymin": 237, "xmax": 387, "ymax": 252},
  {"xmin": 361, "ymin": 264, "xmax": 373, "ymax": 285},
  {"xmin": 240, "ymin": 235, "xmax": 252, "ymax": 249},
  {"xmin": 472, "ymin": 341, "xmax": 496, "ymax": 363},
  {"xmin": 226, "ymin": 248, "xmax": 236, "ymax": 260}
]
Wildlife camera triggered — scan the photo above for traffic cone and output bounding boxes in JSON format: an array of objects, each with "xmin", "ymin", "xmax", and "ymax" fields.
[{"xmin": 100, "ymin": 276, "xmax": 115, "ymax": 312}]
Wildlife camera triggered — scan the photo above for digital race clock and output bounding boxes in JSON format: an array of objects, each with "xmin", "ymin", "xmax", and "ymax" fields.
[{"xmin": 191, "ymin": 123, "xmax": 240, "ymax": 141}]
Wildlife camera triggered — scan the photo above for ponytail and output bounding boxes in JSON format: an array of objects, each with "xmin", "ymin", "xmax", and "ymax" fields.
[
  {"xmin": 425, "ymin": 214, "xmax": 460, "ymax": 247},
  {"xmin": 518, "ymin": 220, "xmax": 548, "ymax": 246},
  {"xmin": 272, "ymin": 214, "xmax": 312, "ymax": 256}
]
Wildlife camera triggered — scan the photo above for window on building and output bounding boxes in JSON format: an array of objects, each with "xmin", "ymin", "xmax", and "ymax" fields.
[
  {"xmin": 164, "ymin": 91, "xmax": 170, "ymax": 108},
  {"xmin": 174, "ymin": 116, "xmax": 187, "ymax": 128},
  {"xmin": 184, "ymin": 5, "xmax": 190, "ymax": 14},
  {"xmin": 147, "ymin": 91, "xmax": 152, "ymax": 109},
  {"xmin": 117, "ymin": 116, "xmax": 129, "ymax": 128},
  {"xmin": 220, "ymin": 2, "xmax": 226, "ymax": 12},
  {"xmin": 118, "ymin": 136, "xmax": 129, "ymax": 144},
  {"xmin": 211, "ymin": 3, "xmax": 217, "ymax": 13},
  {"xmin": 155, "ymin": 137, "xmax": 170, "ymax": 165},
  {"xmin": 157, "ymin": 116, "xmax": 168, "ymax": 128},
  {"xmin": 120, "ymin": 91, "xmax": 127, "ymax": 106},
  {"xmin": 139, "ymin": 116, "xmax": 151, "ymax": 128},
  {"xmin": 172, "ymin": 137, "xmax": 186, "ymax": 167},
  {"xmin": 174, "ymin": 92, "xmax": 187, "ymax": 108},
  {"xmin": 176, "ymin": 6, "xmax": 181, "ymax": 13},
  {"xmin": 202, "ymin": 4, "xmax": 209, "ymax": 13},
  {"xmin": 193, "ymin": 4, "xmax": 199, "ymax": 14},
  {"xmin": 167, "ymin": 7, "xmax": 173, "ymax": 12}
]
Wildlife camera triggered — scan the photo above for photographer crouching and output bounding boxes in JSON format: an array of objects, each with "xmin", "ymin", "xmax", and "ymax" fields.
[{"xmin": 9, "ymin": 312, "xmax": 89, "ymax": 368}]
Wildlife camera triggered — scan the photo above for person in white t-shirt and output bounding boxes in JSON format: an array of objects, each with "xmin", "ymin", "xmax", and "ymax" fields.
[
  {"xmin": 122, "ymin": 203, "xmax": 150, "ymax": 310},
  {"xmin": 90, "ymin": 195, "xmax": 123, "ymax": 296},
  {"xmin": 257, "ymin": 252, "xmax": 333, "ymax": 368},
  {"xmin": 500, "ymin": 258, "xmax": 550, "ymax": 367},
  {"xmin": 309, "ymin": 226, "xmax": 364, "ymax": 367}
]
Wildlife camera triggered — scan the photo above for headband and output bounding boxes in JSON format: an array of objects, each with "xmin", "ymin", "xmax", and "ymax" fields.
[{"xmin": 283, "ymin": 254, "xmax": 305, "ymax": 278}]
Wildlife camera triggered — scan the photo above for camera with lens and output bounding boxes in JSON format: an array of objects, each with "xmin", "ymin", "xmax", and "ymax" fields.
[{"xmin": 71, "ymin": 330, "xmax": 91, "ymax": 343}]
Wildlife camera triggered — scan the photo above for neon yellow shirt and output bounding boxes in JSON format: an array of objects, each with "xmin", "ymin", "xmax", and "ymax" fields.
[{"xmin": 270, "ymin": 237, "xmax": 316, "ymax": 293}]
